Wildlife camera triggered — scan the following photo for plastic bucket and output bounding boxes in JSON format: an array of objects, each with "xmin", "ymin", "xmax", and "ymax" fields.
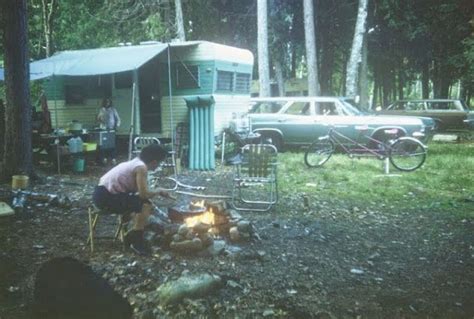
[
  {"xmin": 12, "ymin": 175, "xmax": 29, "ymax": 189},
  {"xmin": 73, "ymin": 158, "xmax": 85, "ymax": 173}
]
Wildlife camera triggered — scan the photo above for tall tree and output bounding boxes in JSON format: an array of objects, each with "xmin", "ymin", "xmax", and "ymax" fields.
[
  {"xmin": 174, "ymin": 0, "xmax": 186, "ymax": 41},
  {"xmin": 41, "ymin": 0, "xmax": 57, "ymax": 57},
  {"xmin": 345, "ymin": 0, "xmax": 368, "ymax": 98},
  {"xmin": 257, "ymin": 0, "xmax": 271, "ymax": 97},
  {"xmin": 1, "ymin": 0, "xmax": 33, "ymax": 180},
  {"xmin": 359, "ymin": 36, "xmax": 369, "ymax": 109},
  {"xmin": 303, "ymin": 0, "xmax": 320, "ymax": 96}
]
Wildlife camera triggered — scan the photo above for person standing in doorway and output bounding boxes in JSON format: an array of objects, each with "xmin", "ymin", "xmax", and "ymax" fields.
[{"xmin": 97, "ymin": 97, "xmax": 121, "ymax": 165}]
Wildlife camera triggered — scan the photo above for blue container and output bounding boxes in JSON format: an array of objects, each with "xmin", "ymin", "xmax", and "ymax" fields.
[{"xmin": 73, "ymin": 157, "xmax": 85, "ymax": 173}]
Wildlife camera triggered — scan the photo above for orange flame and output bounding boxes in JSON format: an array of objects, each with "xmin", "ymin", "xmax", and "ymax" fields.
[{"xmin": 184, "ymin": 208, "xmax": 215, "ymax": 227}]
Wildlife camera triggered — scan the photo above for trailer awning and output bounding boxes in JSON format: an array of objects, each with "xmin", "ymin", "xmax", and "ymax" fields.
[
  {"xmin": 31, "ymin": 43, "xmax": 169, "ymax": 79},
  {"xmin": 0, "ymin": 43, "xmax": 176, "ymax": 81}
]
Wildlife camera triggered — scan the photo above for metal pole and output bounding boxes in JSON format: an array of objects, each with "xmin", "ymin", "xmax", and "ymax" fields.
[
  {"xmin": 221, "ymin": 131, "xmax": 226, "ymax": 165},
  {"xmin": 167, "ymin": 44, "xmax": 178, "ymax": 176},
  {"xmin": 128, "ymin": 82, "xmax": 136, "ymax": 160},
  {"xmin": 52, "ymin": 74, "xmax": 60, "ymax": 175}
]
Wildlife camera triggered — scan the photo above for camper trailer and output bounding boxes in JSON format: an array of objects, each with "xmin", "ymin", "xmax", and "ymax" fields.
[{"xmin": 35, "ymin": 41, "xmax": 254, "ymax": 141}]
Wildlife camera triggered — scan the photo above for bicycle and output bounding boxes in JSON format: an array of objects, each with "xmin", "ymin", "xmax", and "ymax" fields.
[{"xmin": 304, "ymin": 125, "xmax": 427, "ymax": 172}]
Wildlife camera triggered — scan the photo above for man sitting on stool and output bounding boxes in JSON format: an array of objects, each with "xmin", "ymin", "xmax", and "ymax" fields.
[{"xmin": 93, "ymin": 144, "xmax": 174, "ymax": 255}]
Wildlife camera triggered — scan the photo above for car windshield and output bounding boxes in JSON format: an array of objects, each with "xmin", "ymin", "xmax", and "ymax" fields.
[
  {"xmin": 341, "ymin": 101, "xmax": 362, "ymax": 115},
  {"xmin": 249, "ymin": 101, "xmax": 286, "ymax": 114}
]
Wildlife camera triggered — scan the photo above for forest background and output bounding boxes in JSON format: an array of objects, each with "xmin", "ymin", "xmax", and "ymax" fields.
[{"xmin": 1, "ymin": 0, "xmax": 474, "ymax": 107}]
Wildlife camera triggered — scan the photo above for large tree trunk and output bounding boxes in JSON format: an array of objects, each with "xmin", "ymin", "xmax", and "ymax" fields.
[
  {"xmin": 1, "ymin": 0, "xmax": 33, "ymax": 180},
  {"xmin": 345, "ymin": 0, "xmax": 368, "ymax": 98},
  {"xmin": 257, "ymin": 0, "xmax": 271, "ymax": 97},
  {"xmin": 174, "ymin": 0, "xmax": 186, "ymax": 41},
  {"xmin": 303, "ymin": 0, "xmax": 320, "ymax": 96},
  {"xmin": 41, "ymin": 0, "xmax": 56, "ymax": 57},
  {"xmin": 319, "ymin": 31, "xmax": 334, "ymax": 95},
  {"xmin": 359, "ymin": 36, "xmax": 369, "ymax": 110},
  {"xmin": 273, "ymin": 59, "xmax": 286, "ymax": 97}
]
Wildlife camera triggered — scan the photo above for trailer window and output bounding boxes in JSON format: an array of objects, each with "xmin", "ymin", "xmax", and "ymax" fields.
[
  {"xmin": 216, "ymin": 70, "xmax": 234, "ymax": 91},
  {"xmin": 235, "ymin": 73, "xmax": 251, "ymax": 93}
]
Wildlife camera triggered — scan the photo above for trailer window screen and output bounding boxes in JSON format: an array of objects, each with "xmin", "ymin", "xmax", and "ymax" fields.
[
  {"xmin": 235, "ymin": 73, "xmax": 251, "ymax": 93},
  {"xmin": 176, "ymin": 64, "xmax": 199, "ymax": 89},
  {"xmin": 217, "ymin": 71, "xmax": 234, "ymax": 91}
]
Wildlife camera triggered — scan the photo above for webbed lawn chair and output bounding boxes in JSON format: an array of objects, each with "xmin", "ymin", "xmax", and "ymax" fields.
[{"xmin": 232, "ymin": 144, "xmax": 278, "ymax": 211}]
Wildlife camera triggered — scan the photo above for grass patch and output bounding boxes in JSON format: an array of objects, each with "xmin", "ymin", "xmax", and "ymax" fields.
[{"xmin": 277, "ymin": 142, "xmax": 474, "ymax": 218}]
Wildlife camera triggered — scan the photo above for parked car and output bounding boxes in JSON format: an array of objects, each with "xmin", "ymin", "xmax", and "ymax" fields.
[
  {"xmin": 246, "ymin": 97, "xmax": 436, "ymax": 150},
  {"xmin": 378, "ymin": 99, "xmax": 474, "ymax": 133}
]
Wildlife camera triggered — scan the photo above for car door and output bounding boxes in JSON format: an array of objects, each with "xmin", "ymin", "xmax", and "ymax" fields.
[
  {"xmin": 312, "ymin": 101, "xmax": 357, "ymax": 138},
  {"xmin": 422, "ymin": 101, "xmax": 467, "ymax": 132},
  {"xmin": 276, "ymin": 101, "xmax": 316, "ymax": 145}
]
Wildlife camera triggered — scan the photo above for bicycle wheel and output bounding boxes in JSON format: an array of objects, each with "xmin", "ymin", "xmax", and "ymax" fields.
[
  {"xmin": 389, "ymin": 138, "xmax": 426, "ymax": 171},
  {"xmin": 304, "ymin": 139, "xmax": 334, "ymax": 168}
]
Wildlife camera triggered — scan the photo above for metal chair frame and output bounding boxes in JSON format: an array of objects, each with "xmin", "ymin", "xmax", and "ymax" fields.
[
  {"xmin": 232, "ymin": 144, "xmax": 278, "ymax": 212},
  {"xmin": 131, "ymin": 136, "xmax": 178, "ymax": 191}
]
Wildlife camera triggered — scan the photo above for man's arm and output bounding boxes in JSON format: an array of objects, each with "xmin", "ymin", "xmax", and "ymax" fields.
[{"xmin": 135, "ymin": 166, "xmax": 172, "ymax": 200}]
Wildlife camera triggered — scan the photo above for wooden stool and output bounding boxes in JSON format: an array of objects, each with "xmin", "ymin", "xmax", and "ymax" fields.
[{"xmin": 87, "ymin": 205, "xmax": 129, "ymax": 253}]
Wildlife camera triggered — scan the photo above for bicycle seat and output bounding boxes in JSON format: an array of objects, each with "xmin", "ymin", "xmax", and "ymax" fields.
[{"xmin": 383, "ymin": 128, "xmax": 400, "ymax": 136}]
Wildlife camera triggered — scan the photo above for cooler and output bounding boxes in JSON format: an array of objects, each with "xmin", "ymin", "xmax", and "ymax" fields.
[{"xmin": 89, "ymin": 130, "xmax": 115, "ymax": 149}]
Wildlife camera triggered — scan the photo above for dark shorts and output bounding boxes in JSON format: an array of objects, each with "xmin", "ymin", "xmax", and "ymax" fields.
[{"xmin": 92, "ymin": 186, "xmax": 150, "ymax": 215}]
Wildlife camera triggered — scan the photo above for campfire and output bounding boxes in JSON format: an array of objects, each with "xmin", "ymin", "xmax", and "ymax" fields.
[
  {"xmin": 166, "ymin": 200, "xmax": 254, "ymax": 254},
  {"xmin": 183, "ymin": 200, "xmax": 215, "ymax": 228}
]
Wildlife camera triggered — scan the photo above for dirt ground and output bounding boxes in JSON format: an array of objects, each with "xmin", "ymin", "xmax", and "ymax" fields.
[{"xmin": 0, "ymin": 159, "xmax": 473, "ymax": 319}]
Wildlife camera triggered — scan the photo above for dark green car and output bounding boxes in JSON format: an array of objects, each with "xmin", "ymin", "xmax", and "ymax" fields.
[{"xmin": 378, "ymin": 99, "xmax": 474, "ymax": 133}]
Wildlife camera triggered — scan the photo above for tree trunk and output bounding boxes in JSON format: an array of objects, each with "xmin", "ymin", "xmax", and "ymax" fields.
[
  {"xmin": 174, "ymin": 0, "xmax": 186, "ymax": 41},
  {"xmin": 290, "ymin": 44, "xmax": 297, "ymax": 78},
  {"xmin": 319, "ymin": 31, "xmax": 334, "ymax": 95},
  {"xmin": 398, "ymin": 68, "xmax": 404, "ymax": 100},
  {"xmin": 345, "ymin": 0, "xmax": 368, "ymax": 98},
  {"xmin": 273, "ymin": 58, "xmax": 286, "ymax": 97},
  {"xmin": 359, "ymin": 36, "xmax": 369, "ymax": 110},
  {"xmin": 303, "ymin": 0, "xmax": 320, "ymax": 96},
  {"xmin": 1, "ymin": 0, "xmax": 33, "ymax": 180},
  {"xmin": 422, "ymin": 62, "xmax": 430, "ymax": 99},
  {"xmin": 257, "ymin": 0, "xmax": 271, "ymax": 97},
  {"xmin": 41, "ymin": 0, "xmax": 56, "ymax": 57}
]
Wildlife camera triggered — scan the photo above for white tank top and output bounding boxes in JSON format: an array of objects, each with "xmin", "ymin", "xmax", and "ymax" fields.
[{"xmin": 99, "ymin": 157, "xmax": 146, "ymax": 194}]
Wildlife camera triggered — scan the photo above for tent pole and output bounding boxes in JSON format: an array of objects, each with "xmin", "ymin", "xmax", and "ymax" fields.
[
  {"xmin": 128, "ymin": 81, "xmax": 136, "ymax": 160},
  {"xmin": 167, "ymin": 44, "xmax": 175, "ymax": 147},
  {"xmin": 167, "ymin": 44, "xmax": 177, "ymax": 176},
  {"xmin": 53, "ymin": 74, "xmax": 61, "ymax": 175}
]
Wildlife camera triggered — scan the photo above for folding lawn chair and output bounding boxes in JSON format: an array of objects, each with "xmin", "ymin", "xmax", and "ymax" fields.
[{"xmin": 232, "ymin": 144, "xmax": 278, "ymax": 211}]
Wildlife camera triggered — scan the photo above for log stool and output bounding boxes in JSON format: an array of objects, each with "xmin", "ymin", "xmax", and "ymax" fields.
[{"xmin": 87, "ymin": 205, "xmax": 129, "ymax": 253}]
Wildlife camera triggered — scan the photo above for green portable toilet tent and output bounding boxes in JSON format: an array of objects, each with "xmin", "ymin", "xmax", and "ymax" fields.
[{"xmin": 184, "ymin": 95, "xmax": 215, "ymax": 170}]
